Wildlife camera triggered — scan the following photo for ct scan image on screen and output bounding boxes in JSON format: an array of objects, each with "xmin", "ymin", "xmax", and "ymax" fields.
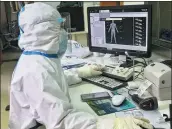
[
  {"xmin": 105, "ymin": 18, "xmax": 133, "ymax": 45},
  {"xmin": 89, "ymin": 9, "xmax": 148, "ymax": 52}
]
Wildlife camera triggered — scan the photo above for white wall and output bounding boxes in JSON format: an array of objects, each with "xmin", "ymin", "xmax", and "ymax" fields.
[{"xmin": 83, "ymin": 2, "xmax": 100, "ymax": 32}]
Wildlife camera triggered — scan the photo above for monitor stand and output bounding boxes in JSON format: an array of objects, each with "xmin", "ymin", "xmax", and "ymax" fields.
[
  {"xmin": 103, "ymin": 54, "xmax": 140, "ymax": 68},
  {"xmin": 119, "ymin": 56, "xmax": 141, "ymax": 68}
]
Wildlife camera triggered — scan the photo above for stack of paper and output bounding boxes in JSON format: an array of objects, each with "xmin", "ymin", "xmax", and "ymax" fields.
[
  {"xmin": 61, "ymin": 57, "xmax": 86, "ymax": 69},
  {"xmin": 65, "ymin": 47, "xmax": 93, "ymax": 59}
]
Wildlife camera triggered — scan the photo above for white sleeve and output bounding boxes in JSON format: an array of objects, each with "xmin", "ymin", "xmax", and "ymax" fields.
[
  {"xmin": 24, "ymin": 72, "xmax": 96, "ymax": 129},
  {"xmin": 64, "ymin": 69, "xmax": 82, "ymax": 86},
  {"xmin": 64, "ymin": 64, "xmax": 104, "ymax": 84}
]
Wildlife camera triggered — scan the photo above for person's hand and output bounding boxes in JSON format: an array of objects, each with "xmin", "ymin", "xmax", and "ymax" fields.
[
  {"xmin": 97, "ymin": 117, "xmax": 153, "ymax": 129},
  {"xmin": 113, "ymin": 117, "xmax": 153, "ymax": 129},
  {"xmin": 77, "ymin": 64, "xmax": 105, "ymax": 78}
]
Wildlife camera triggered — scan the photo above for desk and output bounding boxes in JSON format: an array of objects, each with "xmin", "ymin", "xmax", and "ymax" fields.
[
  {"xmin": 67, "ymin": 53, "xmax": 171, "ymax": 128},
  {"xmin": 69, "ymin": 82, "xmax": 171, "ymax": 128},
  {"xmin": 69, "ymin": 82, "xmax": 117, "ymax": 118}
]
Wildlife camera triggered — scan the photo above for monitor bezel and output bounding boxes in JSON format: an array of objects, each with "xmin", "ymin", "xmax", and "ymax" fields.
[{"xmin": 87, "ymin": 5, "xmax": 152, "ymax": 58}]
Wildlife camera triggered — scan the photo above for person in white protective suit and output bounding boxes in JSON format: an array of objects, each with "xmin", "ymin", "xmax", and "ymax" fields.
[{"xmin": 9, "ymin": 3, "xmax": 154, "ymax": 129}]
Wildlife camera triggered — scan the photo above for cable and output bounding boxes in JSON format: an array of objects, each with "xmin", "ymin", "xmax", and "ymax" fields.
[
  {"xmin": 135, "ymin": 71, "xmax": 144, "ymax": 78},
  {"xmin": 141, "ymin": 57, "xmax": 147, "ymax": 66},
  {"xmin": 128, "ymin": 88, "xmax": 138, "ymax": 97},
  {"xmin": 128, "ymin": 64, "xmax": 145, "ymax": 69},
  {"xmin": 134, "ymin": 60, "xmax": 146, "ymax": 67},
  {"xmin": 130, "ymin": 58, "xmax": 147, "ymax": 67},
  {"xmin": 133, "ymin": 60, "xmax": 146, "ymax": 67},
  {"xmin": 127, "ymin": 62, "xmax": 145, "ymax": 80},
  {"xmin": 135, "ymin": 77, "xmax": 144, "ymax": 80},
  {"xmin": 134, "ymin": 67, "xmax": 144, "ymax": 80}
]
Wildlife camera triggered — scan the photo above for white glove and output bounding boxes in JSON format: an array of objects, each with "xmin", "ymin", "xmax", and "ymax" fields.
[
  {"xmin": 97, "ymin": 117, "xmax": 153, "ymax": 129},
  {"xmin": 64, "ymin": 64, "xmax": 104, "ymax": 85},
  {"xmin": 64, "ymin": 70, "xmax": 82, "ymax": 86},
  {"xmin": 76, "ymin": 64, "xmax": 105, "ymax": 78}
]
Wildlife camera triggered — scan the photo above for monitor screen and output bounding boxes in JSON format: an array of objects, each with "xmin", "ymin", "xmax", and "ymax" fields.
[{"xmin": 87, "ymin": 5, "xmax": 152, "ymax": 57}]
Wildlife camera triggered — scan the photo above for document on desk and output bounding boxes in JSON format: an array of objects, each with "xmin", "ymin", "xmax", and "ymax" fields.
[
  {"xmin": 65, "ymin": 47, "xmax": 93, "ymax": 58},
  {"xmin": 61, "ymin": 57, "xmax": 86, "ymax": 69},
  {"xmin": 137, "ymin": 79, "xmax": 153, "ymax": 97},
  {"xmin": 115, "ymin": 110, "xmax": 170, "ymax": 129}
]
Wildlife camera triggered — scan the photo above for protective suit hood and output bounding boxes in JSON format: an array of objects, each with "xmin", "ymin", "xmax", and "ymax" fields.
[{"xmin": 18, "ymin": 2, "xmax": 61, "ymax": 54}]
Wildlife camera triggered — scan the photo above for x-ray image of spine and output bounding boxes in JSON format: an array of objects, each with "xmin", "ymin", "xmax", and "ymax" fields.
[{"xmin": 108, "ymin": 20, "xmax": 119, "ymax": 43}]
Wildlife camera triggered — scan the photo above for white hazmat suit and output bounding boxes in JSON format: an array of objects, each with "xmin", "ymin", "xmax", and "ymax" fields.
[{"xmin": 9, "ymin": 3, "xmax": 153, "ymax": 129}]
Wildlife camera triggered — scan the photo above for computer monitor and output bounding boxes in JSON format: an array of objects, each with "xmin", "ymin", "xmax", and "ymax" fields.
[{"xmin": 87, "ymin": 5, "xmax": 152, "ymax": 58}]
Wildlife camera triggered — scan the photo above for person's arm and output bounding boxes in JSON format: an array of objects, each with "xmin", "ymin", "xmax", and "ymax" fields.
[
  {"xmin": 64, "ymin": 64, "xmax": 104, "ymax": 86},
  {"xmin": 24, "ymin": 71, "xmax": 153, "ymax": 129},
  {"xmin": 108, "ymin": 24, "xmax": 112, "ymax": 33},
  {"xmin": 23, "ymin": 71, "xmax": 97, "ymax": 129},
  {"xmin": 115, "ymin": 25, "xmax": 118, "ymax": 33}
]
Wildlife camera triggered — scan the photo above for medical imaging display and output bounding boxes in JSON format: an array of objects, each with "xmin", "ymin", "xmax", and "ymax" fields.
[
  {"xmin": 105, "ymin": 18, "xmax": 133, "ymax": 45},
  {"xmin": 106, "ymin": 20, "xmax": 119, "ymax": 44},
  {"xmin": 134, "ymin": 17, "xmax": 146, "ymax": 46},
  {"xmin": 105, "ymin": 17, "xmax": 146, "ymax": 46},
  {"xmin": 89, "ymin": 8, "xmax": 148, "ymax": 52}
]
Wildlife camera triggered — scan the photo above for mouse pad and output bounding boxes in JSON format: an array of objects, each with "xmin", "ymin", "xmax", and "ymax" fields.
[{"xmin": 87, "ymin": 98, "xmax": 136, "ymax": 116}]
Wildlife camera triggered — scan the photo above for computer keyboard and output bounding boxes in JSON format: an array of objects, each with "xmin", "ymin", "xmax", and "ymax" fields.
[
  {"xmin": 82, "ymin": 75, "xmax": 127, "ymax": 91},
  {"xmin": 103, "ymin": 66, "xmax": 134, "ymax": 81}
]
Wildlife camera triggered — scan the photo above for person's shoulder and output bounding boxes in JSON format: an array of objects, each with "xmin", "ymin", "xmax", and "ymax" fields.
[
  {"xmin": 14, "ymin": 56, "xmax": 58, "ymax": 78},
  {"xmin": 14, "ymin": 62, "xmax": 49, "ymax": 78}
]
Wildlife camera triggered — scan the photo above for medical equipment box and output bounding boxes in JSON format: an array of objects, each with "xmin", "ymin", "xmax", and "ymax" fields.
[{"xmin": 144, "ymin": 62, "xmax": 171, "ymax": 100}]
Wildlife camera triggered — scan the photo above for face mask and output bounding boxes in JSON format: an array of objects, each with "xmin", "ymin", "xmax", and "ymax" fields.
[{"xmin": 58, "ymin": 29, "xmax": 68, "ymax": 57}]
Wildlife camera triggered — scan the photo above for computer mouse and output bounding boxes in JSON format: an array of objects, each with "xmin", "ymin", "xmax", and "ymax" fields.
[{"xmin": 112, "ymin": 95, "xmax": 126, "ymax": 106}]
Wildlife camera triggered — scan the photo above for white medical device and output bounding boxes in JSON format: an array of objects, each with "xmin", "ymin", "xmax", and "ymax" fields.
[{"xmin": 144, "ymin": 62, "xmax": 171, "ymax": 100}]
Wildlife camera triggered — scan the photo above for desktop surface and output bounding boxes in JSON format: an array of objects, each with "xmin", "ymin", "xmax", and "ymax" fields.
[{"xmin": 64, "ymin": 50, "xmax": 171, "ymax": 128}]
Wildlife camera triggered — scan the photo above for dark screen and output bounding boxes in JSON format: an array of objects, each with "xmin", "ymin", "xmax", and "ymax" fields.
[{"xmin": 105, "ymin": 17, "xmax": 133, "ymax": 45}]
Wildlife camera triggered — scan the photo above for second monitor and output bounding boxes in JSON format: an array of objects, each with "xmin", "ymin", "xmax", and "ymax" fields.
[{"xmin": 87, "ymin": 5, "xmax": 152, "ymax": 57}]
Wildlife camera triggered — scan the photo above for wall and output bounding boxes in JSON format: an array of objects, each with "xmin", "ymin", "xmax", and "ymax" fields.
[
  {"xmin": 2, "ymin": 2, "xmax": 17, "ymax": 23},
  {"xmin": 149, "ymin": 1, "xmax": 172, "ymax": 58},
  {"xmin": 0, "ymin": 2, "xmax": 7, "ymax": 31},
  {"xmin": 159, "ymin": 2, "xmax": 171, "ymax": 31}
]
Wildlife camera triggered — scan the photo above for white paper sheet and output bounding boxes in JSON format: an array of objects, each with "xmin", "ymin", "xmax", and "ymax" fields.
[
  {"xmin": 65, "ymin": 47, "xmax": 93, "ymax": 58},
  {"xmin": 61, "ymin": 57, "xmax": 86, "ymax": 69}
]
